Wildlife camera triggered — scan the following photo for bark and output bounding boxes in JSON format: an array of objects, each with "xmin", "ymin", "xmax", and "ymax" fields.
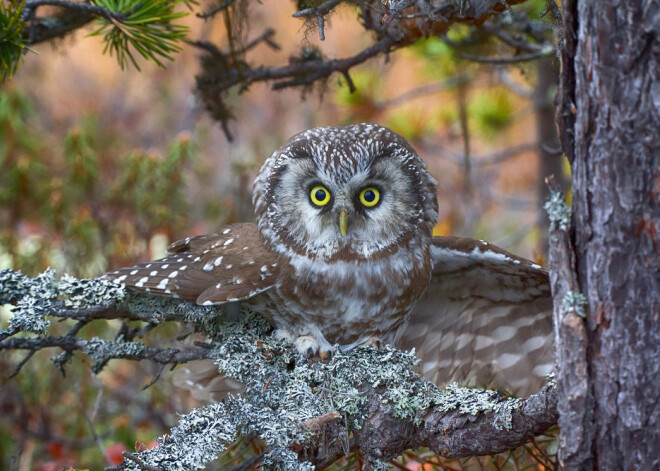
[
  {"xmin": 553, "ymin": 1, "xmax": 660, "ymax": 469},
  {"xmin": 536, "ymin": 56, "xmax": 564, "ymax": 254}
]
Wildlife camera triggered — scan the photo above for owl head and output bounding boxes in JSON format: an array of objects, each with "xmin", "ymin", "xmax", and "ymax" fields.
[{"xmin": 253, "ymin": 124, "xmax": 438, "ymax": 261}]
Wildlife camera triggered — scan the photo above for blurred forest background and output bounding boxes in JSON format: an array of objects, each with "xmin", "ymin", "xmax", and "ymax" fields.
[{"xmin": 1, "ymin": 0, "xmax": 566, "ymax": 469}]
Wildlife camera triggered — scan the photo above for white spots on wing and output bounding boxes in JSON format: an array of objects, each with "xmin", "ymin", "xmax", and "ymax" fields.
[
  {"xmin": 498, "ymin": 353, "xmax": 523, "ymax": 370},
  {"xmin": 165, "ymin": 289, "xmax": 172, "ymax": 294},
  {"xmin": 223, "ymin": 228, "xmax": 231, "ymax": 234},
  {"xmin": 216, "ymin": 282, "xmax": 222, "ymax": 288},
  {"xmin": 162, "ymin": 264, "xmax": 169, "ymax": 269},
  {"xmin": 168, "ymin": 271, "xmax": 178, "ymax": 278},
  {"xmin": 223, "ymin": 238, "xmax": 234, "ymax": 246},
  {"xmin": 177, "ymin": 258, "xmax": 183, "ymax": 262},
  {"xmin": 203, "ymin": 263, "xmax": 214, "ymax": 272},
  {"xmin": 243, "ymin": 246, "xmax": 249, "ymax": 250},
  {"xmin": 234, "ymin": 279, "xmax": 242, "ymax": 284},
  {"xmin": 145, "ymin": 264, "xmax": 152, "ymax": 268},
  {"xmin": 522, "ymin": 336, "xmax": 547, "ymax": 353},
  {"xmin": 214, "ymin": 256, "xmax": 223, "ymax": 266},
  {"xmin": 531, "ymin": 263, "xmax": 542, "ymax": 270},
  {"xmin": 260, "ymin": 265, "xmax": 267, "ymax": 272},
  {"xmin": 116, "ymin": 275, "xmax": 127, "ymax": 283},
  {"xmin": 180, "ymin": 265, "xmax": 187, "ymax": 271},
  {"xmin": 172, "ymin": 294, "xmax": 180, "ymax": 298},
  {"xmin": 157, "ymin": 279, "xmax": 169, "ymax": 290},
  {"xmin": 130, "ymin": 270, "xmax": 138, "ymax": 275},
  {"xmin": 226, "ymin": 264, "xmax": 233, "ymax": 269},
  {"xmin": 492, "ymin": 325, "xmax": 518, "ymax": 342},
  {"xmin": 150, "ymin": 271, "xmax": 158, "ymax": 276},
  {"xmin": 533, "ymin": 363, "xmax": 554, "ymax": 377},
  {"xmin": 202, "ymin": 300, "xmax": 213, "ymax": 306},
  {"xmin": 248, "ymin": 261, "xmax": 255, "ymax": 265},
  {"xmin": 203, "ymin": 250, "xmax": 209, "ymax": 254},
  {"xmin": 135, "ymin": 276, "xmax": 149, "ymax": 288},
  {"xmin": 193, "ymin": 257, "xmax": 201, "ymax": 262}
]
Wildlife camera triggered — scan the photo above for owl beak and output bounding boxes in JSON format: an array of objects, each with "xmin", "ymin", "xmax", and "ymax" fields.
[{"xmin": 338, "ymin": 209, "xmax": 348, "ymax": 237}]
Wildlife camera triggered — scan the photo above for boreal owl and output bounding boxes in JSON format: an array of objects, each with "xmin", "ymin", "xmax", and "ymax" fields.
[{"xmin": 102, "ymin": 124, "xmax": 553, "ymax": 398}]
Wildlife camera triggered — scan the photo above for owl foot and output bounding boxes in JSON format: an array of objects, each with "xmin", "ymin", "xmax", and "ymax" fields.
[
  {"xmin": 368, "ymin": 337, "xmax": 384, "ymax": 349},
  {"xmin": 294, "ymin": 335, "xmax": 333, "ymax": 361}
]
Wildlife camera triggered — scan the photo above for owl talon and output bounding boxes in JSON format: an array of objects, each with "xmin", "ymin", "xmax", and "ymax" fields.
[
  {"xmin": 368, "ymin": 337, "xmax": 383, "ymax": 349},
  {"xmin": 319, "ymin": 350, "xmax": 332, "ymax": 361},
  {"xmin": 306, "ymin": 347, "xmax": 315, "ymax": 359}
]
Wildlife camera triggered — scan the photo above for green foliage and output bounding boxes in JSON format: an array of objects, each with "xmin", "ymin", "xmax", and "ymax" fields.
[
  {"xmin": 90, "ymin": 0, "xmax": 190, "ymax": 70},
  {"xmin": 468, "ymin": 88, "xmax": 514, "ymax": 139},
  {"xmin": 0, "ymin": 89, "xmax": 197, "ymax": 277},
  {"xmin": 0, "ymin": 0, "xmax": 28, "ymax": 84}
]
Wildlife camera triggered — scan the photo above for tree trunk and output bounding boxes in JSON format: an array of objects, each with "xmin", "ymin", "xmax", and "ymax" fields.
[{"xmin": 554, "ymin": 1, "xmax": 660, "ymax": 469}]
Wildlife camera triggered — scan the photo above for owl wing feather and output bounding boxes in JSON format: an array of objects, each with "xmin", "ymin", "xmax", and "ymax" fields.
[
  {"xmin": 102, "ymin": 223, "xmax": 279, "ymax": 305},
  {"xmin": 398, "ymin": 236, "xmax": 554, "ymax": 397}
]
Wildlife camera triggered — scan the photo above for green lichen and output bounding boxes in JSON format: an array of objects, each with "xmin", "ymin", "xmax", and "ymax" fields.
[
  {"xmin": 562, "ymin": 291, "xmax": 588, "ymax": 318},
  {"xmin": 544, "ymin": 190, "xmax": 571, "ymax": 231},
  {"xmin": 58, "ymin": 274, "xmax": 126, "ymax": 308}
]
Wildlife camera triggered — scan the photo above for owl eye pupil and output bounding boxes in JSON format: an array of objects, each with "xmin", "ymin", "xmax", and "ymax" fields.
[
  {"xmin": 363, "ymin": 190, "xmax": 376, "ymax": 202},
  {"xmin": 315, "ymin": 189, "xmax": 326, "ymax": 201}
]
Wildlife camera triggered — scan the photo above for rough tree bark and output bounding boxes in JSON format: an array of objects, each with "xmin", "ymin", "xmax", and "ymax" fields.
[{"xmin": 554, "ymin": 0, "xmax": 660, "ymax": 469}]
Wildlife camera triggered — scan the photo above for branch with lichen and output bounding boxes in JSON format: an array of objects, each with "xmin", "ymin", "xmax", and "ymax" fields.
[{"xmin": 1, "ymin": 267, "xmax": 557, "ymax": 470}]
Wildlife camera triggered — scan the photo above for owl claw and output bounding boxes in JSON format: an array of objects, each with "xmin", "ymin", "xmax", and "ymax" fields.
[
  {"xmin": 305, "ymin": 347, "xmax": 315, "ymax": 359},
  {"xmin": 368, "ymin": 337, "xmax": 383, "ymax": 349}
]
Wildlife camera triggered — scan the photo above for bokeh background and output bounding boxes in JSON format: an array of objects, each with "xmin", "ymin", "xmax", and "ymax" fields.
[{"xmin": 1, "ymin": 1, "xmax": 565, "ymax": 469}]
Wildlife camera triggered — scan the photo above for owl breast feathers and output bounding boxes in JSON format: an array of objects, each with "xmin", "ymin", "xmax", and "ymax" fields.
[{"xmin": 102, "ymin": 124, "xmax": 554, "ymax": 397}]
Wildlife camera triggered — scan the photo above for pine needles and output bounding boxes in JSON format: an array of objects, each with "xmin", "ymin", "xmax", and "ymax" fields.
[{"xmin": 89, "ymin": 0, "xmax": 189, "ymax": 70}]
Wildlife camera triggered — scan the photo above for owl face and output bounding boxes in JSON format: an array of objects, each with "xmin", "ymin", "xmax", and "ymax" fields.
[{"xmin": 254, "ymin": 124, "xmax": 439, "ymax": 260}]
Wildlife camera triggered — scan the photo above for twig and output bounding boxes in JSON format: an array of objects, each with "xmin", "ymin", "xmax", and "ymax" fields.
[
  {"xmin": 292, "ymin": 0, "xmax": 341, "ymax": 41},
  {"xmin": 376, "ymin": 76, "xmax": 469, "ymax": 109},
  {"xmin": 301, "ymin": 411, "xmax": 341, "ymax": 431},
  {"xmin": 9, "ymin": 350, "xmax": 35, "ymax": 378},
  {"xmin": 122, "ymin": 451, "xmax": 165, "ymax": 471},
  {"xmin": 459, "ymin": 50, "xmax": 550, "ymax": 64},
  {"xmin": 141, "ymin": 363, "xmax": 166, "ymax": 390},
  {"xmin": 226, "ymin": 452, "xmax": 265, "ymax": 471},
  {"xmin": 22, "ymin": 0, "xmax": 124, "ymax": 23},
  {"xmin": 196, "ymin": 0, "xmax": 235, "ymax": 20}
]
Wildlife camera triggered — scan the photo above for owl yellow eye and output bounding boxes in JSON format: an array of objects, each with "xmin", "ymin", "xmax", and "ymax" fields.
[
  {"xmin": 359, "ymin": 187, "xmax": 380, "ymax": 207},
  {"xmin": 310, "ymin": 185, "xmax": 331, "ymax": 206}
]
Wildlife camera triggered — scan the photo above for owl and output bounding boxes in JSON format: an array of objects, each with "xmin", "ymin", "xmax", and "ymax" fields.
[{"xmin": 102, "ymin": 124, "xmax": 553, "ymax": 398}]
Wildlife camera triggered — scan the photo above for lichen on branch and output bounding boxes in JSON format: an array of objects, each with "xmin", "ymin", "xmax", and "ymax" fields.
[{"xmin": 0, "ymin": 268, "xmax": 557, "ymax": 470}]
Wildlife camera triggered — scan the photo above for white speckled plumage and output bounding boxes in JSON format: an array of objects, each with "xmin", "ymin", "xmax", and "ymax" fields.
[{"xmin": 102, "ymin": 124, "xmax": 554, "ymax": 398}]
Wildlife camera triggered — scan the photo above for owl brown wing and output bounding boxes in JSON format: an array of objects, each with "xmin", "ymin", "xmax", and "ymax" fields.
[
  {"xmin": 102, "ymin": 223, "xmax": 279, "ymax": 305},
  {"xmin": 398, "ymin": 236, "xmax": 554, "ymax": 397}
]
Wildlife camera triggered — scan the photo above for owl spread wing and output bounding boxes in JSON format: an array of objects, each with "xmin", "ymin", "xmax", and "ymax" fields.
[
  {"xmin": 102, "ymin": 223, "xmax": 279, "ymax": 305},
  {"xmin": 398, "ymin": 237, "xmax": 554, "ymax": 397}
]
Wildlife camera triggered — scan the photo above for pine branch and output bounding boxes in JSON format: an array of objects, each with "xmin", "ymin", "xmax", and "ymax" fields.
[{"xmin": 1, "ymin": 268, "xmax": 557, "ymax": 469}]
